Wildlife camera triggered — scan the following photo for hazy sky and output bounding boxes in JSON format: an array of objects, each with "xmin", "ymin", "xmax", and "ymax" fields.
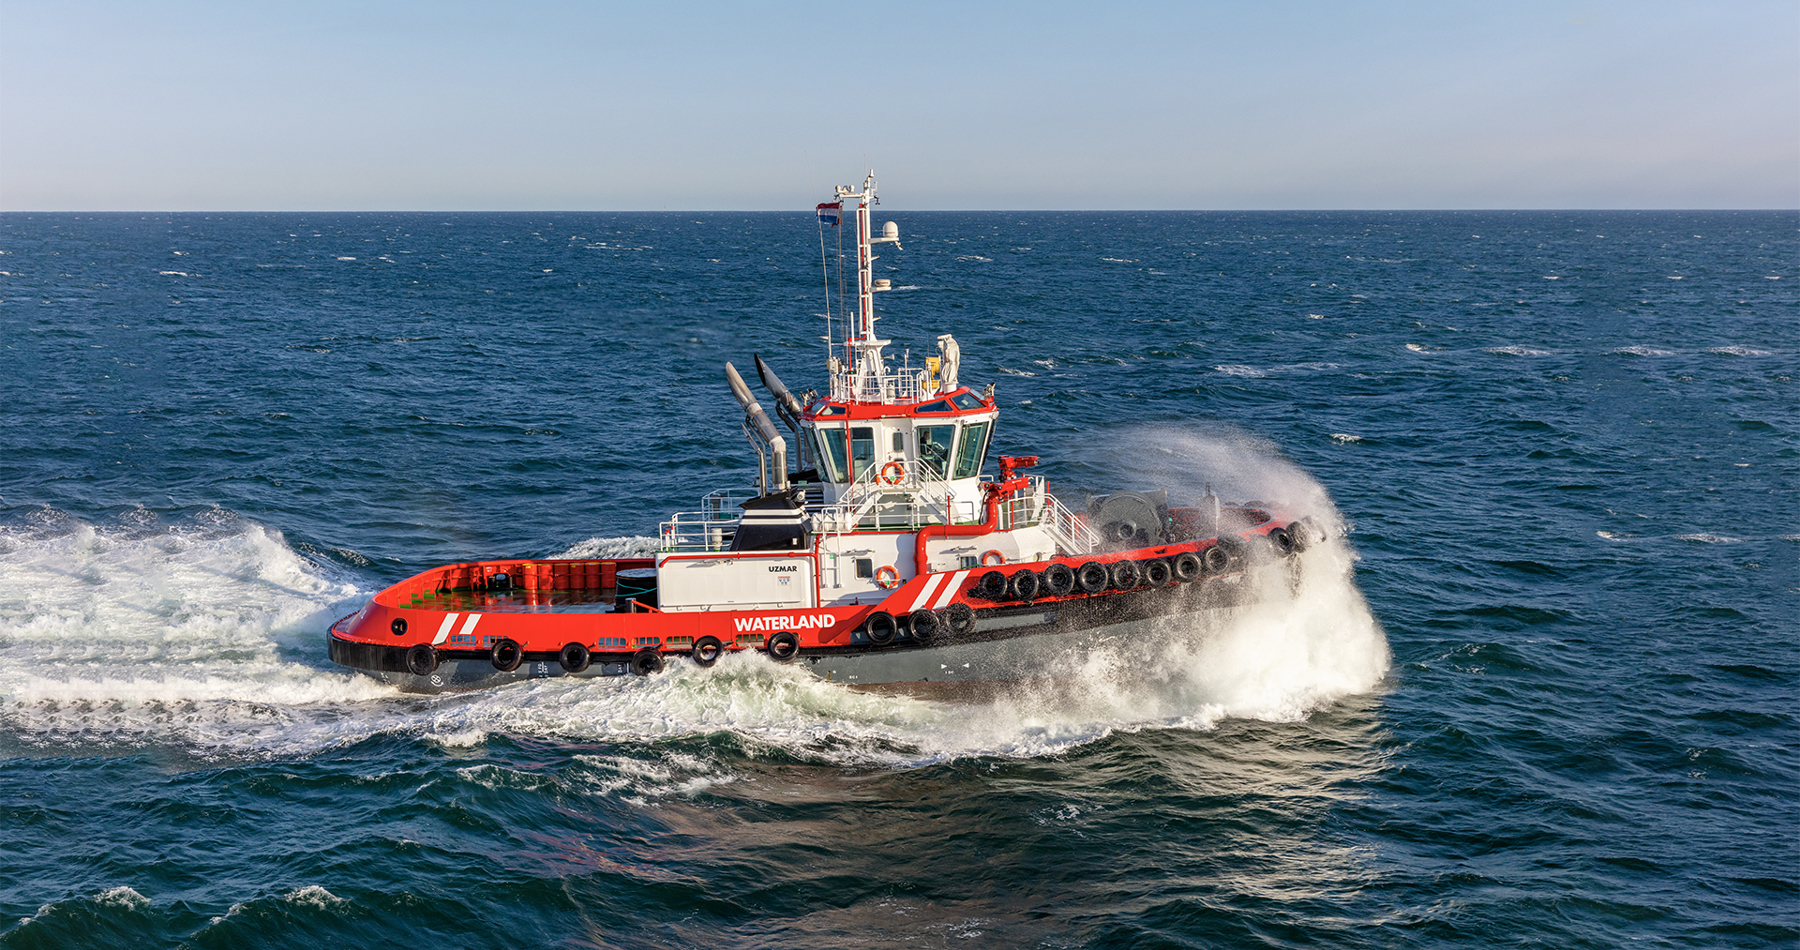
[{"xmin": 2, "ymin": 0, "xmax": 1795, "ymax": 210}]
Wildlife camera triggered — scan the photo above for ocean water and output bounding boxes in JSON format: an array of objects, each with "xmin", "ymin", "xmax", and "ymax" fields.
[{"xmin": 0, "ymin": 209, "xmax": 1794, "ymax": 948}]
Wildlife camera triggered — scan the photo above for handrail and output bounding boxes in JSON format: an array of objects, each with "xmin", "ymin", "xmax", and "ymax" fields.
[
  {"xmin": 812, "ymin": 459, "xmax": 961, "ymax": 533},
  {"xmin": 658, "ymin": 487, "xmax": 760, "ymax": 552},
  {"xmin": 828, "ymin": 367, "xmax": 939, "ymax": 404},
  {"xmin": 660, "ymin": 475, "xmax": 1097, "ymax": 557}
]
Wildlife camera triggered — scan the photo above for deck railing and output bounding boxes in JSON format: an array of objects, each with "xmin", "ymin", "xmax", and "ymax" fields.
[
  {"xmin": 828, "ymin": 367, "xmax": 939, "ymax": 405},
  {"xmin": 658, "ymin": 476, "xmax": 1098, "ymax": 556},
  {"xmin": 658, "ymin": 488, "xmax": 759, "ymax": 553}
]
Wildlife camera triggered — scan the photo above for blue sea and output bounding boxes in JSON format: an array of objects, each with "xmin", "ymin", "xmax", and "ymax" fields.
[{"xmin": 0, "ymin": 209, "xmax": 1794, "ymax": 949}]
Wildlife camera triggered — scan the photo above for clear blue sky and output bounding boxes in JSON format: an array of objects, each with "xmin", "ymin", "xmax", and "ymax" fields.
[{"xmin": 2, "ymin": 0, "xmax": 1795, "ymax": 210}]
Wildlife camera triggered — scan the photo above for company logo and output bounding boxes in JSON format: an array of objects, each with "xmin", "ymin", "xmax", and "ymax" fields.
[
  {"xmin": 768, "ymin": 564, "xmax": 799, "ymax": 573},
  {"xmin": 733, "ymin": 614, "xmax": 835, "ymax": 632}
]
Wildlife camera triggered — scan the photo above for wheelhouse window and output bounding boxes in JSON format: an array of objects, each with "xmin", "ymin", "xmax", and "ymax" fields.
[
  {"xmin": 917, "ymin": 424, "xmax": 956, "ymax": 479},
  {"xmin": 849, "ymin": 426, "xmax": 876, "ymax": 480},
  {"xmin": 814, "ymin": 426, "xmax": 849, "ymax": 483},
  {"xmin": 952, "ymin": 420, "xmax": 991, "ymax": 479}
]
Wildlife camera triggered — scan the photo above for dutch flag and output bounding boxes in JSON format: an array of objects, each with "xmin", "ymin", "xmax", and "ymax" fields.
[{"xmin": 816, "ymin": 202, "xmax": 842, "ymax": 226}]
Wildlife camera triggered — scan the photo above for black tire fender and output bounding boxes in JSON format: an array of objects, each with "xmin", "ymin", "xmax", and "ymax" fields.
[
  {"xmin": 559, "ymin": 642, "xmax": 591, "ymax": 673},
  {"xmin": 630, "ymin": 647, "xmax": 665, "ymax": 676},
  {"xmin": 977, "ymin": 570, "xmax": 1009, "ymax": 600},
  {"xmin": 1288, "ymin": 519, "xmax": 1312, "ymax": 553},
  {"xmin": 691, "ymin": 636, "xmax": 724, "ymax": 667},
  {"xmin": 1268, "ymin": 527, "xmax": 1295, "ymax": 556},
  {"xmin": 405, "ymin": 643, "xmax": 437, "ymax": 676},
  {"xmin": 943, "ymin": 601, "xmax": 976, "ymax": 637},
  {"xmin": 908, "ymin": 609, "xmax": 941, "ymax": 644},
  {"xmin": 1109, "ymin": 560, "xmax": 1141, "ymax": 590},
  {"xmin": 489, "ymin": 638, "xmax": 523, "ymax": 672},
  {"xmin": 1009, "ymin": 570, "xmax": 1040, "ymax": 602},
  {"xmin": 767, "ymin": 631, "xmax": 800, "ymax": 661},
  {"xmin": 1142, "ymin": 559, "xmax": 1172, "ymax": 587},
  {"xmin": 1171, "ymin": 552, "xmax": 1202, "ymax": 582},
  {"xmin": 864, "ymin": 610, "xmax": 898, "ymax": 646},
  {"xmin": 1040, "ymin": 562, "xmax": 1075, "ymax": 597},
  {"xmin": 1075, "ymin": 561, "xmax": 1108, "ymax": 594}
]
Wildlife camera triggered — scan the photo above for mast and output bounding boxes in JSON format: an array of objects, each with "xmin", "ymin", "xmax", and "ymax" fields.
[{"xmin": 833, "ymin": 171, "xmax": 901, "ymax": 402}]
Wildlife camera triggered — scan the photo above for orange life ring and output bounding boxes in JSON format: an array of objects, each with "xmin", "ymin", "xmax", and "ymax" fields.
[
  {"xmin": 880, "ymin": 461, "xmax": 906, "ymax": 485},
  {"xmin": 980, "ymin": 550, "xmax": 1006, "ymax": 566},
  {"xmin": 874, "ymin": 565, "xmax": 901, "ymax": 588}
]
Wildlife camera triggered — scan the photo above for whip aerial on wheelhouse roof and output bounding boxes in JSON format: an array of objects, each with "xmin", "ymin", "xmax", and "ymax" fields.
[{"xmin": 328, "ymin": 172, "xmax": 1324, "ymax": 691}]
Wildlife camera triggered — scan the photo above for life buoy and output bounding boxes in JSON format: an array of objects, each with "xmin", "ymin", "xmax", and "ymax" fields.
[
  {"xmin": 980, "ymin": 550, "xmax": 1006, "ymax": 566},
  {"xmin": 559, "ymin": 642, "xmax": 590, "ymax": 673},
  {"xmin": 874, "ymin": 566, "xmax": 901, "ymax": 589},
  {"xmin": 880, "ymin": 461, "xmax": 906, "ymax": 485}
]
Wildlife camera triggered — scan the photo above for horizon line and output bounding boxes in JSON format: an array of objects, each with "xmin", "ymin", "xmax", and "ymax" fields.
[{"xmin": 3, "ymin": 207, "xmax": 1796, "ymax": 215}]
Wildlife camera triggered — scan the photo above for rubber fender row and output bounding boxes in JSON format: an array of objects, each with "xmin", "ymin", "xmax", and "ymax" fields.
[
  {"xmin": 1266, "ymin": 517, "xmax": 1322, "ymax": 556},
  {"xmin": 854, "ymin": 602, "xmax": 977, "ymax": 648},
  {"xmin": 970, "ymin": 542, "xmax": 1248, "ymax": 604},
  {"xmin": 401, "ymin": 639, "xmax": 664, "ymax": 677}
]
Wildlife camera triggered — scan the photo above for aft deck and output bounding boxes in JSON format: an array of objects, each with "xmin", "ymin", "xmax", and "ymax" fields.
[{"xmin": 377, "ymin": 557, "xmax": 656, "ymax": 614}]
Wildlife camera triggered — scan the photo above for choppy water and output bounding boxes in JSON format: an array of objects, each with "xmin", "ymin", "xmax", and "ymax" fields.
[{"xmin": 0, "ymin": 209, "xmax": 1794, "ymax": 948}]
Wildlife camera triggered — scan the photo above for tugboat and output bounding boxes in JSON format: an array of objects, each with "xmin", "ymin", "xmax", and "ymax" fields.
[{"xmin": 328, "ymin": 173, "xmax": 1322, "ymax": 691}]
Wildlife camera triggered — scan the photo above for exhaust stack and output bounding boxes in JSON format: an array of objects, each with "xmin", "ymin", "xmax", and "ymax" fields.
[
  {"xmin": 725, "ymin": 361, "xmax": 788, "ymax": 493},
  {"xmin": 753, "ymin": 354, "xmax": 806, "ymax": 435}
]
